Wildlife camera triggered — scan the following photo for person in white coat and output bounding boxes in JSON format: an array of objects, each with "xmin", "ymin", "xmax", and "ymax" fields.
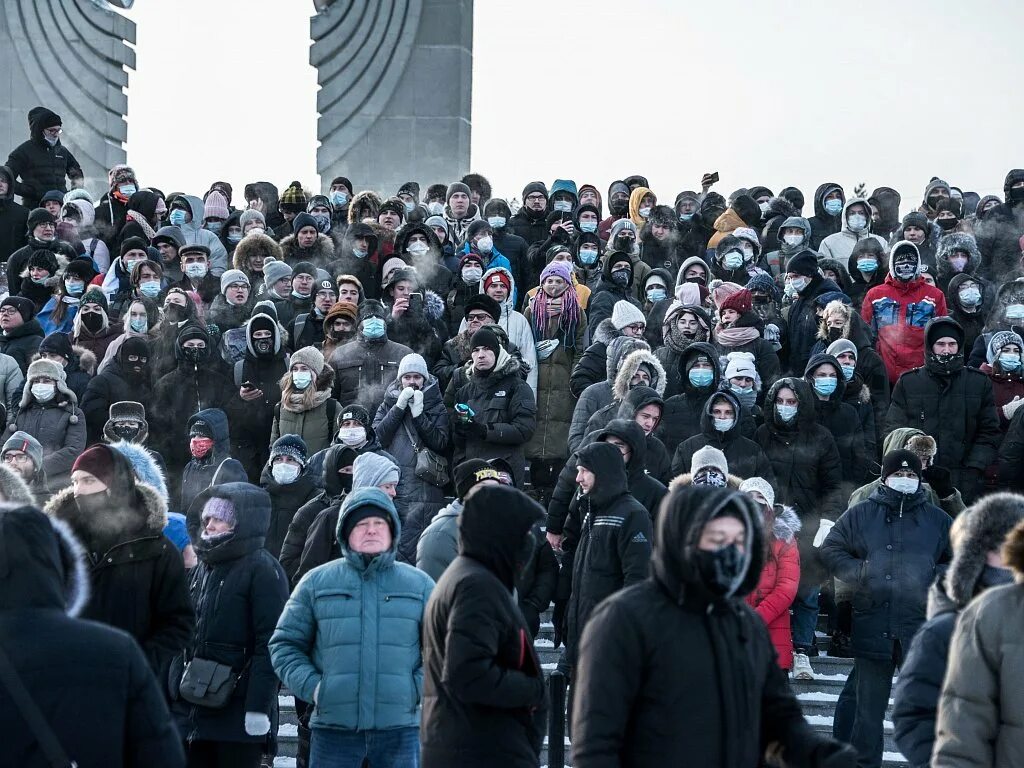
[{"xmin": 818, "ymin": 197, "xmax": 887, "ymax": 265}]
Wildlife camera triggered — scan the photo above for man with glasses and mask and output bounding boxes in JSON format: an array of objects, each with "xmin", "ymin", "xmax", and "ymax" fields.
[
  {"xmin": 434, "ymin": 294, "xmax": 500, "ymax": 391},
  {"xmin": 509, "ymin": 181, "xmax": 551, "ymax": 247},
  {"xmin": 5, "ymin": 106, "xmax": 83, "ymax": 210}
]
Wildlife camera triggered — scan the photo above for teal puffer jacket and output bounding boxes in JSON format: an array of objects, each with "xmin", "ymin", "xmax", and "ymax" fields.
[{"xmin": 270, "ymin": 488, "xmax": 434, "ymax": 731}]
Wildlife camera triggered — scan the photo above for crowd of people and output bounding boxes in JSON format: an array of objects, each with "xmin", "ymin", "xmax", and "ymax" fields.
[{"xmin": 1, "ymin": 105, "xmax": 1024, "ymax": 768}]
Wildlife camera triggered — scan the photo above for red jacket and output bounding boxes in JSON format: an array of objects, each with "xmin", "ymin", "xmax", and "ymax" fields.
[
  {"xmin": 862, "ymin": 274, "xmax": 947, "ymax": 385},
  {"xmin": 745, "ymin": 507, "xmax": 801, "ymax": 670}
]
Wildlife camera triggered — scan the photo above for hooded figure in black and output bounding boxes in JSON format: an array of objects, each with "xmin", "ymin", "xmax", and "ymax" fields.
[
  {"xmin": 44, "ymin": 443, "xmax": 194, "ymax": 680},
  {"xmin": 673, "ymin": 390, "xmax": 775, "ymax": 482},
  {"xmin": 804, "ymin": 353, "xmax": 871, "ymax": 488},
  {"xmin": 868, "ymin": 186, "xmax": 902, "ymax": 241},
  {"xmin": 179, "ymin": 407, "xmax": 240, "ymax": 512},
  {"xmin": 587, "ymin": 250, "xmax": 643, "ymax": 330},
  {"xmin": 562, "ymin": 442, "xmax": 652, "ymax": 670},
  {"xmin": 5, "ymin": 106, "xmax": 84, "ymax": 209},
  {"xmin": 846, "ymin": 237, "xmax": 887, "ymax": 308},
  {"xmin": 80, "ymin": 335, "xmax": 154, "ymax": 445},
  {"xmin": 0, "ymin": 165, "xmax": 28, "ymax": 261},
  {"xmin": 975, "ymin": 168, "xmax": 1024, "ymax": 282},
  {"xmin": 782, "ymin": 249, "xmax": 843, "ymax": 375},
  {"xmin": 571, "ymin": 485, "xmax": 856, "ymax": 768},
  {"xmin": 327, "ymin": 221, "xmax": 380, "ymax": 298},
  {"xmin": 175, "ymin": 482, "xmax": 289, "ymax": 755},
  {"xmin": 886, "ymin": 316, "xmax": 1001, "ymax": 503},
  {"xmin": 659, "ymin": 342, "xmax": 724, "ymax": 456},
  {"xmin": 807, "ymin": 182, "xmax": 845, "ymax": 249},
  {"xmin": 420, "ymin": 485, "xmax": 548, "ymax": 768},
  {"xmin": 0, "ymin": 506, "xmax": 185, "ymax": 767}
]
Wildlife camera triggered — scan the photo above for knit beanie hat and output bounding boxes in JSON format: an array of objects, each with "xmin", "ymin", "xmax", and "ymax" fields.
[
  {"xmin": 690, "ymin": 445, "xmax": 729, "ymax": 482},
  {"xmin": 610, "ymin": 300, "xmax": 645, "ymax": 330},
  {"xmin": 338, "ymin": 404, "xmax": 371, "ymax": 430},
  {"xmin": 609, "ymin": 218, "xmax": 637, "ymax": 240},
  {"xmin": 352, "ymin": 452, "xmax": 400, "ymax": 490},
  {"xmin": 220, "ymin": 269, "xmax": 250, "ymax": 294},
  {"xmin": 470, "ymin": 328, "xmax": 501, "ymax": 358},
  {"xmin": 26, "ymin": 208, "xmax": 56, "ymax": 232},
  {"xmin": 395, "ymin": 353, "xmax": 427, "ymax": 380},
  {"xmin": 720, "ymin": 288, "xmax": 753, "ymax": 315},
  {"xmin": 38, "ymin": 332, "xmax": 74, "ymax": 361},
  {"xmin": 270, "ymin": 434, "xmax": 308, "ymax": 466},
  {"xmin": 262, "ymin": 258, "xmax": 292, "ymax": 287},
  {"xmin": 64, "ymin": 258, "xmax": 97, "ymax": 283},
  {"xmin": 238, "ymin": 209, "xmax": 266, "ymax": 231},
  {"xmin": 745, "ymin": 272, "xmax": 782, "ymax": 304},
  {"xmin": 201, "ymin": 496, "xmax": 236, "ymax": 527},
  {"xmin": 446, "ymin": 182, "xmax": 471, "ymax": 202},
  {"xmin": 987, "ymin": 330, "xmax": 1024, "ymax": 365},
  {"xmin": 424, "ymin": 214, "xmax": 447, "ymax": 231},
  {"xmin": 203, "ymin": 191, "xmax": 229, "ymax": 221},
  {"xmin": 290, "ymin": 346, "xmax": 325, "ymax": 376},
  {"xmin": 539, "ymin": 260, "xmax": 573, "ymax": 285},
  {"xmin": 291, "ymin": 260, "xmax": 316, "ymax": 280},
  {"xmin": 291, "ymin": 212, "xmax": 318, "ymax": 235},
  {"xmin": 724, "ymin": 351, "xmax": 757, "ymax": 380},
  {"xmin": 72, "ymin": 444, "xmax": 117, "ymax": 488},
  {"xmin": 463, "ymin": 294, "xmax": 501, "ymax": 323},
  {"xmin": 738, "ymin": 477, "xmax": 775, "ymax": 508},
  {"xmin": 2, "ymin": 430, "xmax": 43, "ymax": 470},
  {"xmin": 120, "ymin": 236, "xmax": 149, "ymax": 257},
  {"xmin": 826, "ymin": 339, "xmax": 858, "ymax": 361},
  {"xmin": 786, "ymin": 251, "xmax": 820, "ymax": 278},
  {"xmin": 280, "ymin": 182, "xmax": 308, "ymax": 213},
  {"xmin": 326, "ymin": 301, "xmax": 358, "ymax": 325},
  {"xmin": 881, "ymin": 449, "xmax": 922, "ymax": 480},
  {"xmin": 27, "ymin": 249, "xmax": 58, "ymax": 275},
  {"xmin": 358, "ymin": 299, "xmax": 388, "ymax": 322},
  {"xmin": 454, "ymin": 459, "xmax": 501, "ymax": 499},
  {"xmin": 80, "ymin": 288, "xmax": 108, "ymax": 312},
  {"xmin": 712, "ymin": 282, "xmax": 744, "ymax": 308},
  {"xmin": 483, "ymin": 269, "xmax": 512, "ymax": 295}
]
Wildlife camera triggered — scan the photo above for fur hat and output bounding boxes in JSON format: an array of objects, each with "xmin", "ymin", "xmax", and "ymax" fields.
[
  {"xmin": 945, "ymin": 493, "xmax": 1024, "ymax": 607},
  {"xmin": 738, "ymin": 476, "xmax": 775, "ymax": 508},
  {"xmin": 26, "ymin": 358, "xmax": 65, "ymax": 385},
  {"xmin": 103, "ymin": 401, "xmax": 148, "ymax": 444},
  {"xmin": 358, "ymin": 299, "xmax": 388, "ymax": 323},
  {"xmin": 290, "ymin": 346, "xmax": 325, "ymax": 376},
  {"xmin": 611, "ymin": 300, "xmax": 645, "ymax": 330}
]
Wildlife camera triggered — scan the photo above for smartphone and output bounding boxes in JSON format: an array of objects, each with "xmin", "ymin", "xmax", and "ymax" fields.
[
  {"xmin": 408, "ymin": 292, "xmax": 423, "ymax": 312},
  {"xmin": 455, "ymin": 403, "xmax": 475, "ymax": 418},
  {"xmin": 241, "ymin": 381, "xmax": 255, "ymax": 391},
  {"xmin": 710, "ymin": 171, "xmax": 720, "ymax": 184}
]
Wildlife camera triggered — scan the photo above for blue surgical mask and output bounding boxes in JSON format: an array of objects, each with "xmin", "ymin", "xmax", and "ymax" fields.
[
  {"xmin": 404, "ymin": 201, "xmax": 415, "ymax": 214},
  {"xmin": 999, "ymin": 352, "xmax": 1021, "ymax": 371},
  {"xmin": 169, "ymin": 209, "xmax": 187, "ymax": 227},
  {"xmin": 487, "ymin": 216, "xmax": 506, "ymax": 229},
  {"xmin": 1006, "ymin": 304, "xmax": 1024, "ymax": 321},
  {"xmin": 31, "ymin": 275, "xmax": 49, "ymax": 285},
  {"xmin": 139, "ymin": 280, "xmax": 161, "ymax": 298},
  {"xmin": 824, "ymin": 199, "xmax": 843, "ymax": 216},
  {"xmin": 352, "ymin": 247, "xmax": 368, "ymax": 259},
  {"xmin": 646, "ymin": 287, "xmax": 667, "ymax": 303},
  {"xmin": 730, "ymin": 384, "xmax": 756, "ymax": 408},
  {"xmin": 184, "ymin": 262, "xmax": 207, "ymax": 279},
  {"xmin": 362, "ymin": 317, "xmax": 386, "ymax": 339},
  {"xmin": 553, "ymin": 200, "xmax": 572, "ymax": 213},
  {"xmin": 813, "ymin": 377, "xmax": 837, "ymax": 396},
  {"xmin": 292, "ymin": 370, "xmax": 312, "ymax": 390},
  {"xmin": 724, "ymin": 252, "xmax": 743, "ymax": 269},
  {"xmin": 129, "ymin": 317, "xmax": 148, "ymax": 333},
  {"xmin": 679, "ymin": 213, "xmax": 694, "ymax": 222},
  {"xmin": 713, "ymin": 417, "xmax": 734, "ymax": 433},
  {"xmin": 856, "ymin": 258, "xmax": 878, "ymax": 273},
  {"xmin": 118, "ymin": 184, "xmax": 137, "ymax": 197},
  {"xmin": 206, "ymin": 221, "xmax": 223, "ymax": 234},
  {"xmin": 227, "ymin": 232, "xmax": 242, "ymax": 244},
  {"xmin": 580, "ymin": 221, "xmax": 598, "ymax": 233},
  {"xmin": 776, "ymin": 403, "xmax": 798, "ymax": 422},
  {"xmin": 841, "ymin": 363, "xmax": 856, "ymax": 381},
  {"xmin": 65, "ymin": 279, "xmax": 84, "ymax": 296},
  {"xmin": 578, "ymin": 248, "xmax": 598, "ymax": 265},
  {"xmin": 331, "ymin": 191, "xmax": 349, "ymax": 207},
  {"xmin": 688, "ymin": 368, "xmax": 714, "ymax": 388}
]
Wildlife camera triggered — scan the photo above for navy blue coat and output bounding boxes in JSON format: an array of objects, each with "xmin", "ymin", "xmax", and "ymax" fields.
[{"xmin": 820, "ymin": 485, "xmax": 951, "ymax": 660}]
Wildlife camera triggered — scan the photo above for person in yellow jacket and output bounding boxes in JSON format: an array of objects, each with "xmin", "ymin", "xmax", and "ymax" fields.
[{"xmin": 629, "ymin": 186, "xmax": 657, "ymax": 229}]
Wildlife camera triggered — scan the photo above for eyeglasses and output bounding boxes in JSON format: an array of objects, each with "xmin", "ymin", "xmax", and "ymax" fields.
[
  {"xmin": 43, "ymin": 127, "xmax": 62, "ymax": 137},
  {"xmin": 624, "ymin": 323, "xmax": 646, "ymax": 333},
  {"xmin": 0, "ymin": 307, "xmax": 20, "ymax": 316},
  {"xmin": 525, "ymin": 194, "xmax": 546, "ymax": 202},
  {"xmin": 467, "ymin": 313, "xmax": 492, "ymax": 322}
]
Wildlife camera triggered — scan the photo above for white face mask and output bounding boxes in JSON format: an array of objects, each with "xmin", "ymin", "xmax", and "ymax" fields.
[
  {"xmin": 552, "ymin": 200, "xmax": 572, "ymax": 213},
  {"xmin": 847, "ymin": 214, "xmax": 868, "ymax": 231},
  {"xmin": 638, "ymin": 206, "xmax": 652, "ymax": 218},
  {"xmin": 462, "ymin": 266, "xmax": 483, "ymax": 283},
  {"xmin": 338, "ymin": 426, "xmax": 366, "ymax": 446},
  {"xmin": 31, "ymin": 382, "xmax": 56, "ymax": 403},
  {"xmin": 885, "ymin": 476, "xmax": 919, "ymax": 495},
  {"xmin": 272, "ymin": 462, "xmax": 300, "ymax": 485},
  {"xmin": 407, "ymin": 240, "xmax": 429, "ymax": 257},
  {"xmin": 783, "ymin": 233, "xmax": 803, "ymax": 247},
  {"xmin": 476, "ymin": 236, "xmax": 493, "ymax": 254}
]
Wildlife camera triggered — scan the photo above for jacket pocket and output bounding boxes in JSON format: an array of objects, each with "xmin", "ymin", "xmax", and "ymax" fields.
[
  {"xmin": 871, "ymin": 297, "xmax": 899, "ymax": 328},
  {"xmin": 906, "ymin": 300, "xmax": 937, "ymax": 329}
]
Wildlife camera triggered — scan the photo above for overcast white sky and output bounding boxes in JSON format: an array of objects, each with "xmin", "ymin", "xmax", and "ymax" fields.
[{"xmin": 124, "ymin": 0, "xmax": 1022, "ymax": 210}]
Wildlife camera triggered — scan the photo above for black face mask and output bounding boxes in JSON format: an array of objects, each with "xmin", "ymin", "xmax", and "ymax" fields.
[
  {"xmin": 927, "ymin": 195, "xmax": 944, "ymax": 210},
  {"xmin": 610, "ymin": 269, "xmax": 631, "ymax": 287},
  {"xmin": 81, "ymin": 312, "xmax": 104, "ymax": 333},
  {"xmin": 338, "ymin": 470, "xmax": 354, "ymax": 493},
  {"xmin": 122, "ymin": 362, "xmax": 147, "ymax": 380},
  {"xmin": 1010, "ymin": 187, "xmax": 1024, "ymax": 204},
  {"xmin": 164, "ymin": 305, "xmax": 186, "ymax": 323},
  {"xmin": 936, "ymin": 217, "xmax": 958, "ymax": 231},
  {"xmin": 111, "ymin": 423, "xmax": 142, "ymax": 442},
  {"xmin": 182, "ymin": 346, "xmax": 207, "ymax": 363},
  {"xmin": 613, "ymin": 235, "xmax": 634, "ymax": 252},
  {"xmin": 254, "ymin": 338, "xmax": 274, "ymax": 356},
  {"xmin": 609, "ymin": 198, "xmax": 629, "ymax": 216},
  {"xmin": 928, "ymin": 350, "xmax": 964, "ymax": 376},
  {"xmin": 695, "ymin": 542, "xmax": 745, "ymax": 597},
  {"xmin": 752, "ymin": 294, "xmax": 771, "ymax": 305},
  {"xmin": 75, "ymin": 491, "xmax": 110, "ymax": 516},
  {"xmin": 827, "ymin": 326, "xmax": 844, "ymax": 342}
]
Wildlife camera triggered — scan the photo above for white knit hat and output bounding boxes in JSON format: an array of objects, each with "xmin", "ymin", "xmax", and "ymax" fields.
[
  {"xmin": 398, "ymin": 353, "xmax": 428, "ymax": 379},
  {"xmin": 724, "ymin": 351, "xmax": 757, "ymax": 380},
  {"xmin": 611, "ymin": 300, "xmax": 646, "ymax": 330},
  {"xmin": 739, "ymin": 477, "xmax": 775, "ymax": 508},
  {"xmin": 690, "ymin": 445, "xmax": 728, "ymax": 477}
]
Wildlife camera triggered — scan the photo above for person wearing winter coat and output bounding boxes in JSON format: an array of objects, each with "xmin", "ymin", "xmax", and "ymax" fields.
[
  {"xmin": 5, "ymin": 107, "xmax": 83, "ymax": 209},
  {"xmin": 167, "ymin": 194, "xmax": 229, "ymax": 276},
  {"xmin": 673, "ymin": 389, "xmax": 775, "ymax": 481},
  {"xmin": 380, "ymin": 264, "xmax": 446, "ymax": 364},
  {"xmin": 1, "ymin": 429, "xmax": 49, "ymax": 501},
  {"xmin": 738, "ymin": 477, "xmax": 801, "ymax": 671},
  {"xmin": 580, "ymin": 347, "xmax": 668, "ymax": 444},
  {"xmin": 17, "ymin": 248, "xmax": 61, "ymax": 317},
  {"xmin": 36, "ymin": 330, "xmax": 94, "ymax": 401},
  {"xmin": 569, "ymin": 299, "xmax": 645, "ymax": 397},
  {"xmin": 979, "ymin": 330, "xmax": 1024, "ymax": 428},
  {"xmin": 329, "ymin": 299, "xmax": 414, "ymax": 413},
  {"xmin": 288, "ymin": 276, "xmax": 340, "ymax": 352},
  {"xmin": 846, "ymin": 238, "xmax": 888, "ymax": 309},
  {"xmin": 271, "ymin": 488, "xmax": 433, "ymax": 767},
  {"xmin": 46, "ymin": 443, "xmax": 194, "ymax": 679},
  {"xmin": 711, "ymin": 286, "xmax": 781, "ymax": 388},
  {"xmin": 783, "ymin": 250, "xmax": 845, "ymax": 376},
  {"xmin": 451, "ymin": 327, "xmax": 537, "ymax": 486},
  {"xmin": 887, "ymin": 316, "xmax": 1001, "ymax": 503},
  {"xmin": 0, "ymin": 295, "xmax": 44, "ymax": 375},
  {"xmin": 818, "ymin": 197, "xmax": 888, "ymax": 264},
  {"xmin": 0, "ymin": 506, "xmax": 185, "ymax": 768},
  {"xmin": 974, "ymin": 168, "xmax": 1024, "ymax": 282},
  {"xmin": 946, "ymin": 271, "xmax": 988, "ymax": 355},
  {"xmin": 419, "ymin": 484, "xmax": 548, "ymax": 768},
  {"xmin": 571, "ymin": 484, "xmax": 856, "ymax": 768},
  {"xmin": 658, "ymin": 341, "xmax": 725, "ymax": 456},
  {"xmin": 892, "ymin": 493, "xmax": 1022, "ymax": 768},
  {"xmin": 13, "ymin": 357, "xmax": 86, "ymax": 491},
  {"xmin": 80, "ymin": 336, "xmax": 153, "ymax": 445},
  {"xmin": 259, "ymin": 435, "xmax": 319, "ymax": 559},
  {"xmin": 932, "ymin": 517, "xmax": 1024, "ymax": 767},
  {"xmin": 71, "ymin": 287, "xmax": 123, "ymax": 362},
  {"xmin": 372, "ymin": 353, "xmax": 450, "ymax": 563},
  {"xmin": 174, "ymin": 483, "xmax": 289, "ymax": 766},
  {"xmin": 586, "ymin": 250, "xmax": 645, "ymax": 330},
  {"xmin": 0, "ymin": 165, "xmax": 28, "ymax": 261},
  {"xmin": 654, "ymin": 295, "xmax": 713, "ymax": 398},
  {"xmin": 326, "ymin": 221, "xmax": 379, "ymax": 298},
  {"xmin": 806, "ymin": 182, "xmax": 846, "ymax": 249},
  {"xmin": 562, "ymin": 442, "xmax": 653, "ymax": 674},
  {"xmin": 755, "ymin": 377, "xmax": 843, "ymax": 670},
  {"xmin": 271, "ymin": 346, "xmax": 340, "ymax": 455},
  {"xmin": 178, "ymin": 408, "xmax": 244, "ymax": 512},
  {"xmin": 508, "ymin": 180, "xmax": 550, "ymax": 246},
  {"xmin": 206, "ymin": 268, "xmax": 255, "ymax": 333},
  {"xmin": 433, "ymin": 293, "xmax": 499, "ymax": 391},
  {"xmin": 467, "ymin": 264, "xmax": 537, "ymax": 389},
  {"xmin": 763, "ymin": 214, "xmax": 813, "ymax": 278},
  {"xmin": 821, "ymin": 450, "xmax": 951, "ymax": 768},
  {"xmin": 862, "ymin": 240, "xmax": 948, "ymax": 384},
  {"xmin": 967, "ymin": 277, "xmax": 1024, "ymax": 368},
  {"xmin": 804, "ymin": 353, "xmax": 870, "ymax": 488}
]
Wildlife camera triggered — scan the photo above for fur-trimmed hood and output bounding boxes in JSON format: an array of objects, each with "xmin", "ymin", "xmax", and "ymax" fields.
[
  {"xmin": 233, "ymin": 231, "xmax": 283, "ymax": 271},
  {"xmin": 771, "ymin": 504, "xmax": 801, "ymax": 544},
  {"xmin": 986, "ymin": 277, "xmax": 1024, "ymax": 331},
  {"xmin": 593, "ymin": 317, "xmax": 623, "ymax": 346},
  {"xmin": 46, "ymin": 480, "xmax": 168, "ymax": 543},
  {"xmin": 944, "ymin": 492, "xmax": 1024, "ymax": 608},
  {"xmin": 280, "ymin": 232, "xmax": 335, "ymax": 264},
  {"xmin": 612, "ymin": 348, "xmax": 667, "ymax": 401},
  {"xmin": 603, "ymin": 335, "xmax": 650, "ymax": 381},
  {"xmin": 668, "ymin": 472, "xmax": 745, "ymax": 491},
  {"xmin": 0, "ymin": 462, "xmax": 36, "ymax": 506},
  {"xmin": 935, "ymin": 232, "xmax": 982, "ymax": 279},
  {"xmin": 109, "ymin": 441, "xmax": 168, "ymax": 504},
  {"xmin": 348, "ymin": 190, "xmax": 382, "ymax": 225}
]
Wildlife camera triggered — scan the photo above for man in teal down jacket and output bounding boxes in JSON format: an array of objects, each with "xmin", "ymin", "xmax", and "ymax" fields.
[{"xmin": 269, "ymin": 487, "xmax": 434, "ymax": 766}]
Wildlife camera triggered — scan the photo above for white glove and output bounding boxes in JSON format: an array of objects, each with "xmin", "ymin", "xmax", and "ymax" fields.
[
  {"xmin": 1004, "ymin": 396, "xmax": 1024, "ymax": 420},
  {"xmin": 410, "ymin": 388, "xmax": 424, "ymax": 417},
  {"xmin": 244, "ymin": 712, "xmax": 271, "ymax": 736},
  {"xmin": 313, "ymin": 681, "xmax": 321, "ymax": 705},
  {"xmin": 396, "ymin": 386, "xmax": 415, "ymax": 409},
  {"xmin": 536, "ymin": 339, "xmax": 559, "ymax": 361},
  {"xmin": 813, "ymin": 519, "xmax": 835, "ymax": 548}
]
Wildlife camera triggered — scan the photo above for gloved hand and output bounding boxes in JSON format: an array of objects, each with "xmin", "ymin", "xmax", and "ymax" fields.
[
  {"xmin": 1004, "ymin": 396, "xmax": 1024, "ymax": 421},
  {"xmin": 244, "ymin": 711, "xmax": 271, "ymax": 736},
  {"xmin": 810, "ymin": 740, "xmax": 858, "ymax": 768},
  {"xmin": 396, "ymin": 386, "xmax": 415, "ymax": 409},
  {"xmin": 922, "ymin": 464, "xmax": 954, "ymax": 498},
  {"xmin": 763, "ymin": 323, "xmax": 782, "ymax": 350},
  {"xmin": 410, "ymin": 388, "xmax": 424, "ymax": 417},
  {"xmin": 536, "ymin": 339, "xmax": 560, "ymax": 361},
  {"xmin": 454, "ymin": 417, "xmax": 486, "ymax": 439}
]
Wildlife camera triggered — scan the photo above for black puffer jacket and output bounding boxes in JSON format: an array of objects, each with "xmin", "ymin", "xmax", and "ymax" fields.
[
  {"xmin": 563, "ymin": 442, "xmax": 652, "ymax": 667},
  {"xmin": 784, "ymin": 269, "xmax": 843, "ymax": 376},
  {"xmin": 658, "ymin": 342, "xmax": 723, "ymax": 455},
  {"xmin": 173, "ymin": 483, "xmax": 289, "ymax": 747},
  {"xmin": 754, "ymin": 377, "xmax": 843, "ymax": 587},
  {"xmin": 886, "ymin": 316, "xmax": 1001, "ymax": 500},
  {"xmin": 4, "ymin": 107, "xmax": 84, "ymax": 208},
  {"xmin": 974, "ymin": 169, "xmax": 1024, "ymax": 282},
  {"xmin": 0, "ymin": 507, "xmax": 185, "ymax": 768},
  {"xmin": 571, "ymin": 486, "xmax": 846, "ymax": 768},
  {"xmin": 0, "ymin": 317, "xmax": 44, "ymax": 375},
  {"xmin": 569, "ymin": 318, "xmax": 622, "ymax": 397},
  {"xmin": 806, "ymin": 182, "xmax": 844, "ymax": 249},
  {"xmin": 0, "ymin": 166, "xmax": 28, "ymax": 261},
  {"xmin": 581, "ymin": 349, "xmax": 667, "ymax": 441},
  {"xmin": 673, "ymin": 389, "xmax": 775, "ymax": 481},
  {"xmin": 259, "ymin": 464, "xmax": 319, "ymax": 560},
  {"xmin": 587, "ymin": 252, "xmax": 644, "ymax": 330},
  {"xmin": 420, "ymin": 485, "xmax": 547, "ymax": 768},
  {"xmin": 80, "ymin": 357, "xmax": 153, "ymax": 445},
  {"xmin": 329, "ymin": 334, "xmax": 414, "ymax": 413},
  {"xmin": 326, "ymin": 222, "xmax": 380, "ymax": 298},
  {"xmin": 803, "ymin": 353, "xmax": 870, "ymax": 489}
]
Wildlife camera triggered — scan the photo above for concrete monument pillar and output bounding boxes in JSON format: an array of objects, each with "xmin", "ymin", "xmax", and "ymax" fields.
[
  {"xmin": 312, "ymin": 0, "xmax": 473, "ymax": 197},
  {"xmin": 0, "ymin": 0, "xmax": 135, "ymax": 197}
]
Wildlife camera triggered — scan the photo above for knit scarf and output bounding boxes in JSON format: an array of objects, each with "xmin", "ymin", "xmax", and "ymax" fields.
[
  {"xmin": 664, "ymin": 323, "xmax": 707, "ymax": 353},
  {"xmin": 714, "ymin": 325, "xmax": 761, "ymax": 346},
  {"xmin": 125, "ymin": 210, "xmax": 157, "ymax": 240}
]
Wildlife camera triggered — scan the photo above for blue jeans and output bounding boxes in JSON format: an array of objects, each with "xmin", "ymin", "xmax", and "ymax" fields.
[
  {"xmin": 310, "ymin": 727, "xmax": 419, "ymax": 768},
  {"xmin": 833, "ymin": 656, "xmax": 895, "ymax": 768},
  {"xmin": 791, "ymin": 585, "xmax": 820, "ymax": 651}
]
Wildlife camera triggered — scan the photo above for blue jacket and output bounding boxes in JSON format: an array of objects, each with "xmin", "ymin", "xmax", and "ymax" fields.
[
  {"xmin": 37, "ymin": 296, "xmax": 76, "ymax": 336},
  {"xmin": 820, "ymin": 484, "xmax": 951, "ymax": 660},
  {"xmin": 270, "ymin": 488, "xmax": 434, "ymax": 731}
]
